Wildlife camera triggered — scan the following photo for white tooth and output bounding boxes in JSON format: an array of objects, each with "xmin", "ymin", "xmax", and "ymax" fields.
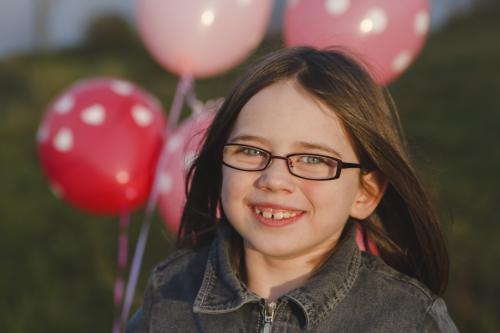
[
  {"xmin": 282, "ymin": 212, "xmax": 291, "ymax": 219},
  {"xmin": 263, "ymin": 211, "xmax": 272, "ymax": 219},
  {"xmin": 273, "ymin": 212, "xmax": 283, "ymax": 220},
  {"xmin": 254, "ymin": 207, "xmax": 262, "ymax": 215}
]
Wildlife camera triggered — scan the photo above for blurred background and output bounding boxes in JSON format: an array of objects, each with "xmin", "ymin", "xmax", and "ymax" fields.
[{"xmin": 1, "ymin": 0, "xmax": 499, "ymax": 332}]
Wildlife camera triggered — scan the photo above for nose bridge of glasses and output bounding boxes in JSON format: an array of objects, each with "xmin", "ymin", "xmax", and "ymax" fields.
[
  {"xmin": 266, "ymin": 154, "xmax": 293, "ymax": 172},
  {"xmin": 257, "ymin": 154, "xmax": 297, "ymax": 190}
]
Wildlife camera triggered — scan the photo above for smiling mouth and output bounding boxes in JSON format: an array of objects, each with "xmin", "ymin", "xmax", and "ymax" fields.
[
  {"xmin": 251, "ymin": 205, "xmax": 304, "ymax": 226},
  {"xmin": 254, "ymin": 207, "xmax": 299, "ymax": 220}
]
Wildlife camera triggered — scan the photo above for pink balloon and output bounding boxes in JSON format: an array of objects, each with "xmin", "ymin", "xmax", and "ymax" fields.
[
  {"xmin": 355, "ymin": 225, "xmax": 380, "ymax": 255},
  {"xmin": 37, "ymin": 78, "xmax": 166, "ymax": 215},
  {"xmin": 136, "ymin": 0, "xmax": 273, "ymax": 78},
  {"xmin": 158, "ymin": 110, "xmax": 216, "ymax": 232},
  {"xmin": 284, "ymin": 0, "xmax": 430, "ymax": 85}
]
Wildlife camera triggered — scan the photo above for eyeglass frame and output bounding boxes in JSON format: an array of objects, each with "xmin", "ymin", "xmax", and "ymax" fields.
[{"xmin": 221, "ymin": 143, "xmax": 363, "ymax": 181}]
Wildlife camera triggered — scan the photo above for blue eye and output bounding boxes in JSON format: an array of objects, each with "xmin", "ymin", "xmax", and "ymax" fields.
[
  {"xmin": 240, "ymin": 147, "xmax": 264, "ymax": 156},
  {"xmin": 299, "ymin": 155, "xmax": 325, "ymax": 164}
]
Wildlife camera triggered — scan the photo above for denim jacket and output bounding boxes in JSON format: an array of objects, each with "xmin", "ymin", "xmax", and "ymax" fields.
[{"xmin": 126, "ymin": 222, "xmax": 458, "ymax": 332}]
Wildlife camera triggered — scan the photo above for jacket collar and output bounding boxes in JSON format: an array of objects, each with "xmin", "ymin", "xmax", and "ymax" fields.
[
  {"xmin": 285, "ymin": 221, "xmax": 362, "ymax": 329},
  {"xmin": 193, "ymin": 221, "xmax": 362, "ymax": 329},
  {"xmin": 193, "ymin": 224, "xmax": 260, "ymax": 314}
]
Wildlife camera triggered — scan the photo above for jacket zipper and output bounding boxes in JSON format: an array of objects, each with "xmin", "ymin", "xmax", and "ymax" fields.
[{"xmin": 262, "ymin": 301, "xmax": 277, "ymax": 333}]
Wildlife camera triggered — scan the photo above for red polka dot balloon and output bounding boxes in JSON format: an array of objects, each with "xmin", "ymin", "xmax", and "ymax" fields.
[
  {"xmin": 157, "ymin": 110, "xmax": 215, "ymax": 232},
  {"xmin": 37, "ymin": 78, "xmax": 166, "ymax": 215},
  {"xmin": 284, "ymin": 0, "xmax": 430, "ymax": 85}
]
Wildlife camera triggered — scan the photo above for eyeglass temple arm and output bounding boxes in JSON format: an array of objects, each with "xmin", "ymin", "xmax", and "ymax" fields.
[{"xmin": 342, "ymin": 162, "xmax": 363, "ymax": 169}]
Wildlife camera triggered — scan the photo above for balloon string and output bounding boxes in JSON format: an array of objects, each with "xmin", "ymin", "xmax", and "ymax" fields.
[
  {"xmin": 168, "ymin": 74, "xmax": 194, "ymax": 130},
  {"xmin": 112, "ymin": 212, "xmax": 130, "ymax": 333},
  {"xmin": 185, "ymin": 89, "xmax": 204, "ymax": 115},
  {"xmin": 119, "ymin": 74, "xmax": 194, "ymax": 329}
]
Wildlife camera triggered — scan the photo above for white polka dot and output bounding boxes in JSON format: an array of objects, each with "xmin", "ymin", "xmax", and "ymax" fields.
[
  {"xmin": 50, "ymin": 182, "xmax": 64, "ymax": 198},
  {"xmin": 116, "ymin": 170, "xmax": 130, "ymax": 184},
  {"xmin": 325, "ymin": 0, "xmax": 350, "ymax": 16},
  {"xmin": 53, "ymin": 127, "xmax": 73, "ymax": 152},
  {"xmin": 392, "ymin": 51, "xmax": 413, "ymax": 73},
  {"xmin": 131, "ymin": 105, "xmax": 153, "ymax": 127},
  {"xmin": 184, "ymin": 151, "xmax": 197, "ymax": 170},
  {"xmin": 159, "ymin": 173, "xmax": 173, "ymax": 194},
  {"xmin": 111, "ymin": 80, "xmax": 134, "ymax": 96},
  {"xmin": 166, "ymin": 134, "xmax": 183, "ymax": 153},
  {"xmin": 360, "ymin": 8, "xmax": 387, "ymax": 34},
  {"xmin": 125, "ymin": 187, "xmax": 138, "ymax": 200},
  {"xmin": 360, "ymin": 19, "xmax": 374, "ymax": 33},
  {"xmin": 37, "ymin": 124, "xmax": 50, "ymax": 143},
  {"xmin": 80, "ymin": 104, "xmax": 106, "ymax": 126},
  {"xmin": 54, "ymin": 95, "xmax": 74, "ymax": 114},
  {"xmin": 287, "ymin": 0, "xmax": 299, "ymax": 8},
  {"xmin": 414, "ymin": 10, "xmax": 429, "ymax": 35},
  {"xmin": 201, "ymin": 9, "xmax": 215, "ymax": 26},
  {"xmin": 237, "ymin": 0, "xmax": 251, "ymax": 7}
]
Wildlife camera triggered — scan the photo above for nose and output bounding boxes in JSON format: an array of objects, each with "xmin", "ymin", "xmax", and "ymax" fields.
[{"xmin": 255, "ymin": 157, "xmax": 295, "ymax": 193}]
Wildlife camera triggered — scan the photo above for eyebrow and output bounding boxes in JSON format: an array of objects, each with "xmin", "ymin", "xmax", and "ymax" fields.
[
  {"xmin": 228, "ymin": 135, "xmax": 342, "ymax": 158},
  {"xmin": 295, "ymin": 141, "xmax": 342, "ymax": 158}
]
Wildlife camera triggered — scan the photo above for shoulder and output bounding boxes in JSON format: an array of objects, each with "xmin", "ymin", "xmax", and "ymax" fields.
[
  {"xmin": 149, "ymin": 245, "xmax": 211, "ymax": 292},
  {"xmin": 125, "ymin": 246, "xmax": 213, "ymax": 333},
  {"xmin": 352, "ymin": 252, "xmax": 458, "ymax": 332},
  {"xmin": 359, "ymin": 252, "xmax": 434, "ymax": 301}
]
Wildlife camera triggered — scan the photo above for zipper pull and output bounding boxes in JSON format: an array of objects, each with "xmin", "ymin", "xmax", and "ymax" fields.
[{"xmin": 262, "ymin": 301, "xmax": 277, "ymax": 333}]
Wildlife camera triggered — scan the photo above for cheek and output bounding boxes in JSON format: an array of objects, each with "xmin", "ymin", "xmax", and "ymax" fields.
[
  {"xmin": 220, "ymin": 170, "xmax": 233, "ymax": 210},
  {"xmin": 221, "ymin": 169, "xmax": 250, "ymax": 212},
  {"xmin": 300, "ymin": 178, "xmax": 359, "ymax": 214},
  {"xmin": 300, "ymin": 182, "xmax": 333, "ymax": 210}
]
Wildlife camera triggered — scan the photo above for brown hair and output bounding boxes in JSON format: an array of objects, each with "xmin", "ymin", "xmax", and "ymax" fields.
[{"xmin": 177, "ymin": 46, "xmax": 449, "ymax": 295}]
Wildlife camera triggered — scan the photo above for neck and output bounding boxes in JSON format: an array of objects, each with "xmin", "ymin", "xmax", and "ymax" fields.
[{"xmin": 243, "ymin": 245, "xmax": 332, "ymax": 302}]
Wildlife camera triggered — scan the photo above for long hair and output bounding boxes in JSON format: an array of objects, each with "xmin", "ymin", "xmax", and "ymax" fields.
[{"xmin": 177, "ymin": 46, "xmax": 449, "ymax": 296}]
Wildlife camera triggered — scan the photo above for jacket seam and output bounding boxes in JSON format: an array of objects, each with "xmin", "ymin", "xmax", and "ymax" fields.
[
  {"xmin": 418, "ymin": 296, "xmax": 440, "ymax": 331},
  {"xmin": 195, "ymin": 258, "xmax": 216, "ymax": 309},
  {"xmin": 315, "ymin": 248, "xmax": 361, "ymax": 325},
  {"xmin": 361, "ymin": 256, "xmax": 434, "ymax": 301}
]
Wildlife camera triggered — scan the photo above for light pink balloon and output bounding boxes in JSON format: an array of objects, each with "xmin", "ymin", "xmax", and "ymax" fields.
[
  {"xmin": 284, "ymin": 0, "xmax": 430, "ymax": 85},
  {"xmin": 158, "ymin": 110, "xmax": 216, "ymax": 232},
  {"xmin": 136, "ymin": 0, "xmax": 273, "ymax": 78}
]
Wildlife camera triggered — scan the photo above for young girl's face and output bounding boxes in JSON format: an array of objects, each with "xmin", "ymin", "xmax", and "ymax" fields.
[{"xmin": 221, "ymin": 80, "xmax": 368, "ymax": 260}]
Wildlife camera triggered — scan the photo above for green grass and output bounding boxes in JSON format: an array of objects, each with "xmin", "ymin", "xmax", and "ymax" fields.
[
  {"xmin": 391, "ymin": 5, "xmax": 500, "ymax": 332},
  {"xmin": 1, "ymin": 4, "xmax": 499, "ymax": 332}
]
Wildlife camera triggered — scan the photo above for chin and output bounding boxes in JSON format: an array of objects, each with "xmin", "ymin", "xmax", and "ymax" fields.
[{"xmin": 245, "ymin": 238, "xmax": 305, "ymax": 259}]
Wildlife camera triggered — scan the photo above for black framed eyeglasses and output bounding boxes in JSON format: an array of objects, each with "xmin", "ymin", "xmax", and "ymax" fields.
[{"xmin": 222, "ymin": 143, "xmax": 362, "ymax": 181}]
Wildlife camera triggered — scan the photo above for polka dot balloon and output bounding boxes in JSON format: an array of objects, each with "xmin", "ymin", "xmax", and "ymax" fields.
[
  {"xmin": 37, "ymin": 78, "xmax": 166, "ymax": 215},
  {"xmin": 284, "ymin": 0, "xmax": 430, "ymax": 85},
  {"xmin": 157, "ymin": 109, "xmax": 216, "ymax": 232}
]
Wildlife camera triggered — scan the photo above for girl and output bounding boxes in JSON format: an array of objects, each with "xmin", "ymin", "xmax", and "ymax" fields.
[{"xmin": 127, "ymin": 47, "xmax": 458, "ymax": 332}]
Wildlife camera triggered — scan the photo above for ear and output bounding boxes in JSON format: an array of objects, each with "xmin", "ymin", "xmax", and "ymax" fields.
[{"xmin": 350, "ymin": 171, "xmax": 387, "ymax": 220}]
